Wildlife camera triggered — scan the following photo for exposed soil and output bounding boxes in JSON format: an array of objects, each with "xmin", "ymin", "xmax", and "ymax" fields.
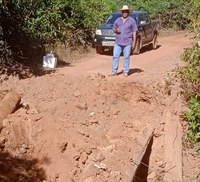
[{"xmin": 0, "ymin": 31, "xmax": 199, "ymax": 182}]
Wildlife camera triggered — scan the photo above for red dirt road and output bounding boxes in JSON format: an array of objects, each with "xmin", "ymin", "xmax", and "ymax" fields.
[
  {"xmin": 0, "ymin": 31, "xmax": 199, "ymax": 182},
  {"xmin": 59, "ymin": 31, "xmax": 192, "ymax": 84}
]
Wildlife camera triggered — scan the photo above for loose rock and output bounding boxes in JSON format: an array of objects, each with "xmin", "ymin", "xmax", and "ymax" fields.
[{"xmin": 76, "ymin": 103, "xmax": 88, "ymax": 110}]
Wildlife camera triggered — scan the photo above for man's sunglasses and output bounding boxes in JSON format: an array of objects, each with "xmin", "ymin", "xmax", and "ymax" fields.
[{"xmin": 122, "ymin": 10, "xmax": 129, "ymax": 13}]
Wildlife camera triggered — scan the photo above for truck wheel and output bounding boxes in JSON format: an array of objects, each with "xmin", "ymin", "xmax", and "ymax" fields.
[
  {"xmin": 152, "ymin": 34, "xmax": 158, "ymax": 49},
  {"xmin": 133, "ymin": 37, "xmax": 141, "ymax": 55},
  {"xmin": 96, "ymin": 46, "xmax": 104, "ymax": 54}
]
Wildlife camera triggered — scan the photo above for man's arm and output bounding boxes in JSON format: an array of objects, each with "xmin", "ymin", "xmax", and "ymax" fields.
[
  {"xmin": 132, "ymin": 31, "xmax": 137, "ymax": 50},
  {"xmin": 113, "ymin": 18, "xmax": 121, "ymax": 34},
  {"xmin": 131, "ymin": 18, "xmax": 138, "ymax": 50}
]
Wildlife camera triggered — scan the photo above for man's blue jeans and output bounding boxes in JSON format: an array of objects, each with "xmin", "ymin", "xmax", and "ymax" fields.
[{"xmin": 112, "ymin": 44, "xmax": 131, "ymax": 74}]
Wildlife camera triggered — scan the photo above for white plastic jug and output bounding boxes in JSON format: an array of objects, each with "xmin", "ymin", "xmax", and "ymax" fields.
[{"xmin": 43, "ymin": 52, "xmax": 57, "ymax": 68}]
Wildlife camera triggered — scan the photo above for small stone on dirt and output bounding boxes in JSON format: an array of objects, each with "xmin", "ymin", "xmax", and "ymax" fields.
[
  {"xmin": 84, "ymin": 147, "xmax": 92, "ymax": 155},
  {"xmin": 73, "ymin": 90, "xmax": 81, "ymax": 97},
  {"xmin": 76, "ymin": 102, "xmax": 88, "ymax": 110},
  {"xmin": 33, "ymin": 114, "xmax": 43, "ymax": 122},
  {"xmin": 92, "ymin": 150, "xmax": 105, "ymax": 162},
  {"xmin": 95, "ymin": 72, "xmax": 106, "ymax": 79},
  {"xmin": 2, "ymin": 119, "xmax": 9, "ymax": 127},
  {"xmin": 80, "ymin": 152, "xmax": 88, "ymax": 164},
  {"xmin": 37, "ymin": 128, "xmax": 43, "ymax": 133},
  {"xmin": 71, "ymin": 169, "xmax": 78, "ymax": 176},
  {"xmin": 77, "ymin": 129, "xmax": 86, "ymax": 136},
  {"xmin": 94, "ymin": 163, "xmax": 107, "ymax": 170},
  {"xmin": 59, "ymin": 142, "xmax": 68, "ymax": 153},
  {"xmin": 74, "ymin": 153, "xmax": 81, "ymax": 161},
  {"xmin": 0, "ymin": 142, "xmax": 5, "ymax": 149},
  {"xmin": 55, "ymin": 173, "xmax": 59, "ymax": 179},
  {"xmin": 95, "ymin": 82, "xmax": 101, "ymax": 87},
  {"xmin": 89, "ymin": 112, "xmax": 95, "ymax": 117},
  {"xmin": 88, "ymin": 118, "xmax": 98, "ymax": 125},
  {"xmin": 154, "ymin": 130, "xmax": 162, "ymax": 137},
  {"xmin": 19, "ymin": 147, "xmax": 27, "ymax": 154},
  {"xmin": 111, "ymin": 109, "xmax": 120, "ymax": 116},
  {"xmin": 0, "ymin": 137, "xmax": 7, "ymax": 144}
]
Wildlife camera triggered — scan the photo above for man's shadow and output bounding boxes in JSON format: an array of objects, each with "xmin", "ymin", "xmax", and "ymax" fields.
[
  {"xmin": 117, "ymin": 68, "xmax": 144, "ymax": 76},
  {"xmin": 129, "ymin": 68, "xmax": 144, "ymax": 75}
]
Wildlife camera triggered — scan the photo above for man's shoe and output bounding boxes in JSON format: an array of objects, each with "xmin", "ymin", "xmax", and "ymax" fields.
[{"xmin": 123, "ymin": 73, "xmax": 128, "ymax": 77}]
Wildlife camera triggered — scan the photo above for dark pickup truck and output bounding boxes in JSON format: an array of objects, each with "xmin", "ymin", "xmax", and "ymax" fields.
[{"xmin": 93, "ymin": 10, "xmax": 159, "ymax": 54}]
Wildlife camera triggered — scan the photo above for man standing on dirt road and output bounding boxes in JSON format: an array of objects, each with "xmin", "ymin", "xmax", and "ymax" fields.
[{"xmin": 110, "ymin": 5, "xmax": 138, "ymax": 77}]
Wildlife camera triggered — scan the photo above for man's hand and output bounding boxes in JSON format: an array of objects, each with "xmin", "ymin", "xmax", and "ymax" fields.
[
  {"xmin": 132, "ymin": 43, "xmax": 136, "ymax": 51},
  {"xmin": 113, "ymin": 28, "xmax": 121, "ymax": 34},
  {"xmin": 132, "ymin": 32, "xmax": 137, "ymax": 50}
]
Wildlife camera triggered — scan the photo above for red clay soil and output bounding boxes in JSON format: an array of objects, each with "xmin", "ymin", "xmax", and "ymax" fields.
[{"xmin": 0, "ymin": 31, "xmax": 199, "ymax": 182}]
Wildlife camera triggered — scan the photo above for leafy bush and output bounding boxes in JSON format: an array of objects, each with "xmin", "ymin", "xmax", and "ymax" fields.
[
  {"xmin": 183, "ymin": 97, "xmax": 200, "ymax": 143},
  {"xmin": 1, "ymin": 0, "xmax": 193, "ymax": 51},
  {"xmin": 12, "ymin": 0, "xmax": 108, "ymax": 48},
  {"xmin": 0, "ymin": 6, "xmax": 13, "ymax": 70},
  {"xmin": 180, "ymin": 43, "xmax": 200, "ymax": 98},
  {"xmin": 179, "ymin": 42, "xmax": 200, "ymax": 143},
  {"xmin": 179, "ymin": 0, "xmax": 200, "ymax": 145},
  {"xmin": 133, "ymin": 0, "xmax": 191, "ymax": 29},
  {"xmin": 179, "ymin": 43, "xmax": 200, "ymax": 147},
  {"xmin": 189, "ymin": 0, "xmax": 200, "ymax": 35},
  {"xmin": 0, "ymin": 27, "xmax": 11, "ymax": 61}
]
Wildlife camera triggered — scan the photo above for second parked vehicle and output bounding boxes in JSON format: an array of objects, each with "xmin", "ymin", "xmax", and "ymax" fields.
[{"xmin": 93, "ymin": 10, "xmax": 159, "ymax": 54}]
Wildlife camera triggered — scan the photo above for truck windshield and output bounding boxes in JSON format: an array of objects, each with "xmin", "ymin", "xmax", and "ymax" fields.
[
  {"xmin": 105, "ymin": 14, "xmax": 122, "ymax": 24},
  {"xmin": 130, "ymin": 14, "xmax": 138, "ymax": 24},
  {"xmin": 105, "ymin": 13, "xmax": 137, "ymax": 25}
]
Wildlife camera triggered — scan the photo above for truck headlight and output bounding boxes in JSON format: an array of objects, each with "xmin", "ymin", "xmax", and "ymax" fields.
[{"xmin": 95, "ymin": 29, "xmax": 102, "ymax": 35}]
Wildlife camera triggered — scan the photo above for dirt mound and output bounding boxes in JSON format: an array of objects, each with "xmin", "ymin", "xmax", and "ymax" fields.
[{"xmin": 0, "ymin": 72, "xmax": 163, "ymax": 182}]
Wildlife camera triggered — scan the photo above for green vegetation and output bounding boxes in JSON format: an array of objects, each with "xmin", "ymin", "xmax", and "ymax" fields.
[
  {"xmin": 134, "ymin": 0, "xmax": 190, "ymax": 29},
  {"xmin": 0, "ymin": 0, "xmax": 192, "ymax": 49},
  {"xmin": 180, "ymin": 42, "xmax": 200, "ymax": 144},
  {"xmin": 179, "ymin": 0, "xmax": 200, "ymax": 147}
]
